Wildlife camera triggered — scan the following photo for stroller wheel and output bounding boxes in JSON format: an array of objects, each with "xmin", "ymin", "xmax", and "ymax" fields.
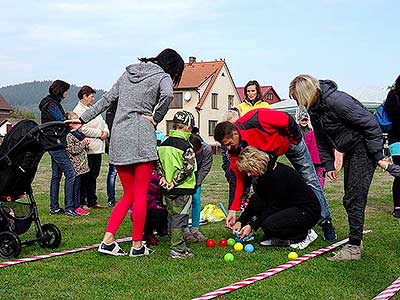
[
  {"xmin": 0, "ymin": 231, "xmax": 21, "ymax": 259},
  {"xmin": 38, "ymin": 224, "xmax": 62, "ymax": 249}
]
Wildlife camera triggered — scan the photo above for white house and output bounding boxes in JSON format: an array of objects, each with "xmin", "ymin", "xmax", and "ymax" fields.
[{"xmin": 158, "ymin": 57, "xmax": 241, "ymax": 145}]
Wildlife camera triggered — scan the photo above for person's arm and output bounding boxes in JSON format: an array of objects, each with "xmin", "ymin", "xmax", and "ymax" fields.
[
  {"xmin": 80, "ymin": 76, "xmax": 121, "ymax": 124},
  {"xmin": 384, "ymin": 90, "xmax": 400, "ymax": 122},
  {"xmin": 171, "ymin": 147, "xmax": 196, "ymax": 187},
  {"xmin": 228, "ymin": 154, "xmax": 245, "ymax": 211},
  {"xmin": 81, "ymin": 124, "xmax": 103, "ymax": 138},
  {"xmin": 152, "ymin": 75, "xmax": 174, "ymax": 123},
  {"xmin": 196, "ymin": 144, "xmax": 213, "ymax": 186}
]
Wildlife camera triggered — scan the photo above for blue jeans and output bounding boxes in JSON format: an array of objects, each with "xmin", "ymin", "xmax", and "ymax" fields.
[
  {"xmin": 107, "ymin": 163, "xmax": 117, "ymax": 203},
  {"xmin": 73, "ymin": 175, "xmax": 82, "ymax": 209},
  {"xmin": 285, "ymin": 139, "xmax": 332, "ymax": 221},
  {"xmin": 49, "ymin": 149, "xmax": 76, "ymax": 211}
]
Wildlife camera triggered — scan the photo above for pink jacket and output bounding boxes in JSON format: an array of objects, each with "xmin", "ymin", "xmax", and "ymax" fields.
[{"xmin": 304, "ymin": 130, "xmax": 321, "ymax": 165}]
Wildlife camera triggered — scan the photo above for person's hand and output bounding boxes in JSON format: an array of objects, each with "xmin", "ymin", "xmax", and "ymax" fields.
[
  {"xmin": 159, "ymin": 177, "xmax": 168, "ymax": 189},
  {"xmin": 100, "ymin": 131, "xmax": 109, "ymax": 140},
  {"xmin": 65, "ymin": 119, "xmax": 82, "ymax": 131},
  {"xmin": 142, "ymin": 115, "xmax": 157, "ymax": 126},
  {"xmin": 81, "ymin": 138, "xmax": 90, "ymax": 147},
  {"xmin": 239, "ymin": 225, "xmax": 252, "ymax": 240},
  {"xmin": 166, "ymin": 181, "xmax": 175, "ymax": 191},
  {"xmin": 225, "ymin": 210, "xmax": 236, "ymax": 229},
  {"xmin": 378, "ymin": 159, "xmax": 390, "ymax": 170},
  {"xmin": 326, "ymin": 170, "xmax": 338, "ymax": 181},
  {"xmin": 231, "ymin": 222, "xmax": 242, "ymax": 234}
]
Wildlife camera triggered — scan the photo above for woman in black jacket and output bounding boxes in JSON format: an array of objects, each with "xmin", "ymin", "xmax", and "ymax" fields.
[
  {"xmin": 289, "ymin": 74, "xmax": 395, "ymax": 261},
  {"xmin": 384, "ymin": 75, "xmax": 400, "ymax": 218}
]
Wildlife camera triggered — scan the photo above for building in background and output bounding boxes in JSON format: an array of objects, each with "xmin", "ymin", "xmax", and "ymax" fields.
[
  {"xmin": 158, "ymin": 57, "xmax": 241, "ymax": 145},
  {"xmin": 0, "ymin": 95, "xmax": 13, "ymax": 122}
]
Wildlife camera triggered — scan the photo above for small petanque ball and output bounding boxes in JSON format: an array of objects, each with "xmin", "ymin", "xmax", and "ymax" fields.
[
  {"xmin": 224, "ymin": 253, "xmax": 234, "ymax": 262},
  {"xmin": 244, "ymin": 244, "xmax": 254, "ymax": 253}
]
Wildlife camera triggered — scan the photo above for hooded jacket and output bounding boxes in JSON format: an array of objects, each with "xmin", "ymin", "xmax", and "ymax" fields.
[
  {"xmin": 80, "ymin": 62, "xmax": 174, "ymax": 165},
  {"xmin": 236, "ymin": 98, "xmax": 271, "ymax": 116},
  {"xmin": 308, "ymin": 80, "xmax": 384, "ymax": 171},
  {"xmin": 384, "ymin": 89, "xmax": 400, "ymax": 145}
]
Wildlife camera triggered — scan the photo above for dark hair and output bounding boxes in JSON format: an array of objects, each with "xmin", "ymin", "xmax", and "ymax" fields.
[
  {"xmin": 78, "ymin": 85, "xmax": 96, "ymax": 100},
  {"xmin": 214, "ymin": 121, "xmax": 236, "ymax": 143},
  {"xmin": 49, "ymin": 80, "xmax": 70, "ymax": 99},
  {"xmin": 244, "ymin": 80, "xmax": 263, "ymax": 101},
  {"xmin": 191, "ymin": 126, "xmax": 200, "ymax": 134},
  {"xmin": 395, "ymin": 75, "xmax": 400, "ymax": 95},
  {"xmin": 189, "ymin": 133, "xmax": 203, "ymax": 154},
  {"xmin": 139, "ymin": 48, "xmax": 184, "ymax": 85}
]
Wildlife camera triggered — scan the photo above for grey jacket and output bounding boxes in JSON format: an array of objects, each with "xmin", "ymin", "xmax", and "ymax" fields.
[
  {"xmin": 80, "ymin": 62, "xmax": 173, "ymax": 165},
  {"xmin": 195, "ymin": 143, "xmax": 213, "ymax": 186}
]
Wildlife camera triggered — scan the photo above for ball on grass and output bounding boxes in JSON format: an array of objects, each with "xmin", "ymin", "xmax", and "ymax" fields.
[
  {"xmin": 224, "ymin": 253, "xmax": 234, "ymax": 262},
  {"xmin": 244, "ymin": 244, "xmax": 254, "ymax": 253},
  {"xmin": 233, "ymin": 242, "xmax": 243, "ymax": 251},
  {"xmin": 288, "ymin": 251, "xmax": 298, "ymax": 260},
  {"xmin": 227, "ymin": 238, "xmax": 236, "ymax": 247}
]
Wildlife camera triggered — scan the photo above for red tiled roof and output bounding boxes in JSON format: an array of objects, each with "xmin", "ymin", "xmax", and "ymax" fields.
[
  {"xmin": 236, "ymin": 86, "xmax": 273, "ymax": 101},
  {"xmin": 175, "ymin": 61, "xmax": 225, "ymax": 109},
  {"xmin": 0, "ymin": 95, "xmax": 13, "ymax": 111}
]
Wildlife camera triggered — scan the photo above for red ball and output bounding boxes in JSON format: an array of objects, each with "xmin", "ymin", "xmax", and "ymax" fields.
[
  {"xmin": 219, "ymin": 238, "xmax": 228, "ymax": 247},
  {"xmin": 206, "ymin": 239, "xmax": 216, "ymax": 248}
]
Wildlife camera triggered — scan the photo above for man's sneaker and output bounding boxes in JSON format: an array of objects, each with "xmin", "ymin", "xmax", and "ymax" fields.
[
  {"xmin": 327, "ymin": 244, "xmax": 362, "ymax": 261},
  {"xmin": 50, "ymin": 208, "xmax": 65, "ymax": 215},
  {"xmin": 98, "ymin": 241, "xmax": 127, "ymax": 256},
  {"xmin": 321, "ymin": 220, "xmax": 337, "ymax": 241},
  {"xmin": 290, "ymin": 229, "xmax": 318, "ymax": 250},
  {"xmin": 129, "ymin": 245, "xmax": 154, "ymax": 257},
  {"xmin": 191, "ymin": 228, "xmax": 208, "ymax": 242},
  {"xmin": 260, "ymin": 238, "xmax": 291, "ymax": 247},
  {"xmin": 64, "ymin": 209, "xmax": 79, "ymax": 217},
  {"xmin": 393, "ymin": 208, "xmax": 400, "ymax": 218},
  {"xmin": 170, "ymin": 249, "xmax": 194, "ymax": 259},
  {"xmin": 183, "ymin": 230, "xmax": 197, "ymax": 242},
  {"xmin": 75, "ymin": 207, "xmax": 90, "ymax": 216}
]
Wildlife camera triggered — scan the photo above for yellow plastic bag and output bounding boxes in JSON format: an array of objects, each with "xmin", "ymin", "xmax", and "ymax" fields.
[{"xmin": 200, "ymin": 204, "xmax": 226, "ymax": 223}]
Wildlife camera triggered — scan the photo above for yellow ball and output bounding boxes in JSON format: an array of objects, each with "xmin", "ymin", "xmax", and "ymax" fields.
[
  {"xmin": 288, "ymin": 252, "xmax": 298, "ymax": 260},
  {"xmin": 233, "ymin": 242, "xmax": 243, "ymax": 251}
]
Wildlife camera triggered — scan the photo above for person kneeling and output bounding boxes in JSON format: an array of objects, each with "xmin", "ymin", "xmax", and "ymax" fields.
[{"xmin": 232, "ymin": 146, "xmax": 321, "ymax": 250}]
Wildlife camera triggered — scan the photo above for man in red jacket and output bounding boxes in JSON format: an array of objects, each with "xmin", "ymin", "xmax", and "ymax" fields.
[{"xmin": 214, "ymin": 108, "xmax": 337, "ymax": 241}]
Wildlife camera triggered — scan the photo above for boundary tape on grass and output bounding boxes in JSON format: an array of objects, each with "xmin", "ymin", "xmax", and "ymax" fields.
[
  {"xmin": 192, "ymin": 230, "xmax": 372, "ymax": 300},
  {"xmin": 0, "ymin": 237, "xmax": 132, "ymax": 268},
  {"xmin": 373, "ymin": 276, "xmax": 400, "ymax": 300}
]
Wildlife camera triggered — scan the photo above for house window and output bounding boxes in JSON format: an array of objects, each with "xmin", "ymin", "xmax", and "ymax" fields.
[
  {"xmin": 170, "ymin": 92, "xmax": 183, "ymax": 109},
  {"xmin": 209, "ymin": 120, "xmax": 218, "ymax": 136},
  {"xmin": 212, "ymin": 93, "xmax": 218, "ymax": 109},
  {"xmin": 266, "ymin": 93, "xmax": 273, "ymax": 100},
  {"xmin": 166, "ymin": 120, "xmax": 174, "ymax": 135},
  {"xmin": 228, "ymin": 95, "xmax": 234, "ymax": 108}
]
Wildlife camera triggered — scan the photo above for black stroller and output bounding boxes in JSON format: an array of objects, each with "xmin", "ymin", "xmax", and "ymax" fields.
[{"xmin": 0, "ymin": 120, "xmax": 64, "ymax": 258}]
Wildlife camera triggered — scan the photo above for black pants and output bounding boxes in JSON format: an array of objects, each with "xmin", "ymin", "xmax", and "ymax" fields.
[
  {"xmin": 343, "ymin": 142, "xmax": 376, "ymax": 245},
  {"xmin": 392, "ymin": 156, "xmax": 400, "ymax": 208},
  {"xmin": 260, "ymin": 207, "xmax": 319, "ymax": 242},
  {"xmin": 144, "ymin": 208, "xmax": 168, "ymax": 236},
  {"xmin": 80, "ymin": 154, "xmax": 102, "ymax": 207}
]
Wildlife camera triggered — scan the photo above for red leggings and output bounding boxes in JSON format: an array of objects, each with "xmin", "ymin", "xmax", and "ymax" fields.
[{"xmin": 105, "ymin": 162, "xmax": 154, "ymax": 241}]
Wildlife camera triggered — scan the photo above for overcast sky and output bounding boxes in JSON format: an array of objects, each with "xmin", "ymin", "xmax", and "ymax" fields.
[{"xmin": 1, "ymin": 0, "xmax": 399, "ymax": 99}]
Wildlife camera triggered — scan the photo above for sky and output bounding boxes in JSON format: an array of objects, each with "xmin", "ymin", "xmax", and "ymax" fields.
[{"xmin": 1, "ymin": 0, "xmax": 399, "ymax": 99}]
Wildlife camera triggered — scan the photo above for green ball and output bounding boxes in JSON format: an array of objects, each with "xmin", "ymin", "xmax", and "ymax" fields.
[
  {"xmin": 227, "ymin": 238, "xmax": 236, "ymax": 246},
  {"xmin": 224, "ymin": 253, "xmax": 234, "ymax": 262}
]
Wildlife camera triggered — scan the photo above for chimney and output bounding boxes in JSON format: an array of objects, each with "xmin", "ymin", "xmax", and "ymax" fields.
[{"xmin": 189, "ymin": 56, "xmax": 196, "ymax": 64}]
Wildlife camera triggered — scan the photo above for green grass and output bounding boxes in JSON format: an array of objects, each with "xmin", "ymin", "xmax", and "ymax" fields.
[{"xmin": 1, "ymin": 154, "xmax": 400, "ymax": 300}]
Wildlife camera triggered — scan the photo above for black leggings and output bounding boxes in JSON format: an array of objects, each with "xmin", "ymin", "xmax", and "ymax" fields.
[
  {"xmin": 392, "ymin": 156, "xmax": 400, "ymax": 208},
  {"xmin": 260, "ymin": 207, "xmax": 319, "ymax": 242}
]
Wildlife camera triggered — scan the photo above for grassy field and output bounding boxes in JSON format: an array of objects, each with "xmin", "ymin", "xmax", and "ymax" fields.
[{"xmin": 1, "ymin": 154, "xmax": 399, "ymax": 300}]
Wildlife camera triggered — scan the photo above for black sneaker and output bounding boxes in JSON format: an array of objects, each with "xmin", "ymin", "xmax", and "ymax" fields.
[
  {"xmin": 108, "ymin": 201, "xmax": 116, "ymax": 208},
  {"xmin": 321, "ymin": 220, "xmax": 337, "ymax": 241},
  {"xmin": 129, "ymin": 245, "xmax": 154, "ymax": 257},
  {"xmin": 50, "ymin": 208, "xmax": 65, "ymax": 215},
  {"xmin": 98, "ymin": 241, "xmax": 127, "ymax": 256},
  {"xmin": 64, "ymin": 209, "xmax": 79, "ymax": 217},
  {"xmin": 393, "ymin": 209, "xmax": 400, "ymax": 218}
]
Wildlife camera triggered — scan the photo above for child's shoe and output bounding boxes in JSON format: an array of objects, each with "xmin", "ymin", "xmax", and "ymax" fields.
[
  {"xmin": 169, "ymin": 249, "xmax": 194, "ymax": 259},
  {"xmin": 75, "ymin": 207, "xmax": 90, "ymax": 216},
  {"xmin": 144, "ymin": 233, "xmax": 159, "ymax": 246},
  {"xmin": 98, "ymin": 241, "xmax": 127, "ymax": 256},
  {"xmin": 190, "ymin": 228, "xmax": 207, "ymax": 242},
  {"xmin": 183, "ymin": 230, "xmax": 197, "ymax": 242},
  {"xmin": 393, "ymin": 208, "xmax": 400, "ymax": 218},
  {"xmin": 327, "ymin": 244, "xmax": 362, "ymax": 261},
  {"xmin": 129, "ymin": 245, "xmax": 154, "ymax": 257}
]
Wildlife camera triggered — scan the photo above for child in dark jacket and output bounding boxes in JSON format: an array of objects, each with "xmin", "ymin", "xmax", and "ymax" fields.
[{"xmin": 156, "ymin": 110, "xmax": 197, "ymax": 259}]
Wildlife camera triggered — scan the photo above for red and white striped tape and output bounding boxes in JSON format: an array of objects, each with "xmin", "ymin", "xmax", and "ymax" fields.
[
  {"xmin": 192, "ymin": 230, "xmax": 371, "ymax": 300},
  {"xmin": 373, "ymin": 276, "xmax": 400, "ymax": 300},
  {"xmin": 0, "ymin": 236, "xmax": 131, "ymax": 268}
]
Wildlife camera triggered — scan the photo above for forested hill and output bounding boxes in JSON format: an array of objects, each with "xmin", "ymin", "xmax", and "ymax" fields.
[{"xmin": 0, "ymin": 81, "xmax": 106, "ymax": 114}]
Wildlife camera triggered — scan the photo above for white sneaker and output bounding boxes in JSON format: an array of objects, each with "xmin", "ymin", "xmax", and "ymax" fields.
[
  {"xmin": 98, "ymin": 241, "xmax": 127, "ymax": 256},
  {"xmin": 290, "ymin": 229, "xmax": 318, "ymax": 250}
]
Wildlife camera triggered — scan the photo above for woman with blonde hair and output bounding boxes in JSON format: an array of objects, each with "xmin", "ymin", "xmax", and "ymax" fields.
[
  {"xmin": 232, "ymin": 147, "xmax": 321, "ymax": 250},
  {"xmin": 289, "ymin": 74, "xmax": 399, "ymax": 261}
]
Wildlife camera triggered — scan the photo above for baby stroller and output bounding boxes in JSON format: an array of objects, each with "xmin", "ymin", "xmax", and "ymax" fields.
[{"xmin": 0, "ymin": 120, "xmax": 64, "ymax": 258}]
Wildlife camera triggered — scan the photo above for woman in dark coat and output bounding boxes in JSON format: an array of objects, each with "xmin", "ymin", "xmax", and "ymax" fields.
[{"xmin": 289, "ymin": 74, "xmax": 398, "ymax": 261}]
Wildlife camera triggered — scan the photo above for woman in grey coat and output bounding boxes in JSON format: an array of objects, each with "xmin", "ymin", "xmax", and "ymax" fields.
[{"xmin": 68, "ymin": 49, "xmax": 184, "ymax": 257}]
